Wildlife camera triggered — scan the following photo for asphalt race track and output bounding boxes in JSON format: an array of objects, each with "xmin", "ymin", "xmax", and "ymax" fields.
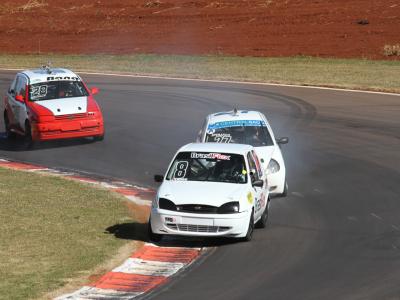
[{"xmin": 1, "ymin": 71, "xmax": 399, "ymax": 300}]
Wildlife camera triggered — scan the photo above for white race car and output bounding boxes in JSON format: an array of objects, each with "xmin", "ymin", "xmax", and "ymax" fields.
[
  {"xmin": 149, "ymin": 143, "xmax": 269, "ymax": 242},
  {"xmin": 197, "ymin": 109, "xmax": 288, "ymax": 197}
]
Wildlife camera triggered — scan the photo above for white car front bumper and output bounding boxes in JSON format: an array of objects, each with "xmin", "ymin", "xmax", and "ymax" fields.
[{"xmin": 150, "ymin": 208, "xmax": 251, "ymax": 238}]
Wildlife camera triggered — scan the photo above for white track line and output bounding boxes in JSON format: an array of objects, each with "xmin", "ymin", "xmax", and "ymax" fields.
[{"xmin": 1, "ymin": 68, "xmax": 399, "ymax": 96}]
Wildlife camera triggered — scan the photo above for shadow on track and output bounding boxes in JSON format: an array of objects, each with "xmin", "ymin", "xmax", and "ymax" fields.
[
  {"xmin": 0, "ymin": 132, "xmax": 98, "ymax": 152},
  {"xmin": 105, "ymin": 222, "xmax": 238, "ymax": 248}
]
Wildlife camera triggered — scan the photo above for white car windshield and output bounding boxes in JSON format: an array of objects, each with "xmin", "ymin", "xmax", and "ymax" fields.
[
  {"xmin": 166, "ymin": 151, "xmax": 247, "ymax": 184},
  {"xmin": 29, "ymin": 81, "xmax": 89, "ymax": 101},
  {"xmin": 205, "ymin": 120, "xmax": 274, "ymax": 147}
]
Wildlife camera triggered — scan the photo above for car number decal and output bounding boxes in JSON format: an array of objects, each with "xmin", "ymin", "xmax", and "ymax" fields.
[
  {"xmin": 211, "ymin": 133, "xmax": 232, "ymax": 143},
  {"xmin": 30, "ymin": 85, "xmax": 48, "ymax": 98},
  {"xmin": 174, "ymin": 161, "xmax": 189, "ymax": 179}
]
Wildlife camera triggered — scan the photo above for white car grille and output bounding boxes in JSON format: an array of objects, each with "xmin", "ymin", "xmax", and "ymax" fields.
[{"xmin": 166, "ymin": 223, "xmax": 231, "ymax": 233}]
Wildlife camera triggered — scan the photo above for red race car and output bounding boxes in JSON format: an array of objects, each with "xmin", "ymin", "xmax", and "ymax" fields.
[{"xmin": 4, "ymin": 66, "xmax": 104, "ymax": 143}]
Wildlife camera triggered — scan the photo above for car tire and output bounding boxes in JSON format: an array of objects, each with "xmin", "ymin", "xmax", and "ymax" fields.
[
  {"xmin": 242, "ymin": 209, "xmax": 254, "ymax": 242},
  {"xmin": 93, "ymin": 134, "xmax": 104, "ymax": 142},
  {"xmin": 23, "ymin": 121, "xmax": 35, "ymax": 149},
  {"xmin": 148, "ymin": 219, "xmax": 163, "ymax": 243},
  {"xmin": 4, "ymin": 111, "xmax": 16, "ymax": 139},
  {"xmin": 256, "ymin": 198, "xmax": 269, "ymax": 229},
  {"xmin": 281, "ymin": 180, "xmax": 288, "ymax": 197}
]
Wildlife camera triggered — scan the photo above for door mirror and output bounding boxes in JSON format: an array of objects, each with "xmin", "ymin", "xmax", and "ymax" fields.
[
  {"xmin": 252, "ymin": 180, "xmax": 264, "ymax": 188},
  {"xmin": 276, "ymin": 137, "xmax": 289, "ymax": 145},
  {"xmin": 9, "ymin": 89, "xmax": 15, "ymax": 95},
  {"xmin": 15, "ymin": 94, "xmax": 25, "ymax": 103},
  {"xmin": 154, "ymin": 174, "xmax": 164, "ymax": 182},
  {"xmin": 90, "ymin": 87, "xmax": 99, "ymax": 95}
]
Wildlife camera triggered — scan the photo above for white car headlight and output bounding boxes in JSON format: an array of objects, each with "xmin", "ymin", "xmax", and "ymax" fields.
[{"xmin": 266, "ymin": 159, "xmax": 280, "ymax": 174}]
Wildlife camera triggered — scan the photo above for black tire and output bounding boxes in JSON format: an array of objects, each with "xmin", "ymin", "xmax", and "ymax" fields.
[
  {"xmin": 148, "ymin": 219, "xmax": 163, "ymax": 243},
  {"xmin": 256, "ymin": 198, "xmax": 269, "ymax": 229},
  {"xmin": 23, "ymin": 121, "xmax": 35, "ymax": 148},
  {"xmin": 93, "ymin": 134, "xmax": 104, "ymax": 142},
  {"xmin": 242, "ymin": 210, "xmax": 254, "ymax": 242},
  {"xmin": 4, "ymin": 111, "xmax": 16, "ymax": 139},
  {"xmin": 281, "ymin": 180, "xmax": 288, "ymax": 197}
]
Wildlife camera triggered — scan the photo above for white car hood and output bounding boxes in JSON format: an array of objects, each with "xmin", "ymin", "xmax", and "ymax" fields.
[
  {"xmin": 35, "ymin": 96, "xmax": 87, "ymax": 116},
  {"xmin": 158, "ymin": 181, "xmax": 247, "ymax": 207}
]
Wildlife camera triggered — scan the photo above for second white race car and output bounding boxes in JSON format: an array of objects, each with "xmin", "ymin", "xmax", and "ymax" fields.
[{"xmin": 197, "ymin": 109, "xmax": 288, "ymax": 197}]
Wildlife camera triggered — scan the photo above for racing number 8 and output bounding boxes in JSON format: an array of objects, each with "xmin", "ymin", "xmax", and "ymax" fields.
[{"xmin": 174, "ymin": 161, "xmax": 189, "ymax": 179}]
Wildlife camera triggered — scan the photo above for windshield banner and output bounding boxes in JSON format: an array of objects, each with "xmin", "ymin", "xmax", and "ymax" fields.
[
  {"xmin": 207, "ymin": 120, "xmax": 266, "ymax": 131},
  {"xmin": 191, "ymin": 152, "xmax": 231, "ymax": 160}
]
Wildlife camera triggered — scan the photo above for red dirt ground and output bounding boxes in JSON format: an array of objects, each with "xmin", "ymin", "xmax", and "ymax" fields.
[{"xmin": 0, "ymin": 0, "xmax": 399, "ymax": 59}]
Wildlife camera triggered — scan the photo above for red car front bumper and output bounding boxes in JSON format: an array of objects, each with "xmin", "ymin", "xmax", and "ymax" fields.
[{"xmin": 31, "ymin": 116, "xmax": 104, "ymax": 141}]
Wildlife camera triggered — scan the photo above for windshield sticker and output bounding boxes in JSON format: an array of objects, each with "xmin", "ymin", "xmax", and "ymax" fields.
[
  {"xmin": 46, "ymin": 76, "xmax": 80, "ymax": 81},
  {"xmin": 30, "ymin": 85, "xmax": 48, "ymax": 98},
  {"xmin": 174, "ymin": 161, "xmax": 189, "ymax": 179},
  {"xmin": 211, "ymin": 133, "xmax": 232, "ymax": 143},
  {"xmin": 191, "ymin": 152, "xmax": 231, "ymax": 160},
  {"xmin": 247, "ymin": 192, "xmax": 253, "ymax": 204},
  {"xmin": 207, "ymin": 120, "xmax": 266, "ymax": 132},
  {"xmin": 242, "ymin": 169, "xmax": 247, "ymax": 175}
]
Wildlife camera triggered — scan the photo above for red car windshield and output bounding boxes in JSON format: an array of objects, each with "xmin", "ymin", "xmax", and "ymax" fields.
[{"xmin": 29, "ymin": 81, "xmax": 88, "ymax": 101}]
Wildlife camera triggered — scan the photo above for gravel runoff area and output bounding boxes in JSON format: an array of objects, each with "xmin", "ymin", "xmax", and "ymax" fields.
[{"xmin": 0, "ymin": 0, "xmax": 399, "ymax": 59}]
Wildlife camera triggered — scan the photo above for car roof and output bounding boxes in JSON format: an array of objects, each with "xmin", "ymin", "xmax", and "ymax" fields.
[
  {"xmin": 178, "ymin": 142, "xmax": 253, "ymax": 155},
  {"xmin": 207, "ymin": 110, "xmax": 267, "ymax": 124},
  {"xmin": 19, "ymin": 68, "xmax": 81, "ymax": 84}
]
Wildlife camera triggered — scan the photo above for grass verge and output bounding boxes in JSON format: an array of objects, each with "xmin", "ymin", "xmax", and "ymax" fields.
[
  {"xmin": 0, "ymin": 54, "xmax": 399, "ymax": 93},
  {"xmin": 0, "ymin": 167, "xmax": 135, "ymax": 300}
]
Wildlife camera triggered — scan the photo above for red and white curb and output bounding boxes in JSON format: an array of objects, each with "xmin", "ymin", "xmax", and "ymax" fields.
[
  {"xmin": 0, "ymin": 158, "xmax": 204, "ymax": 300},
  {"xmin": 0, "ymin": 158, "xmax": 154, "ymax": 207},
  {"xmin": 56, "ymin": 244, "xmax": 201, "ymax": 300}
]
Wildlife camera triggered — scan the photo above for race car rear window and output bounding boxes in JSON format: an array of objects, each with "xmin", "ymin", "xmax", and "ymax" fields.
[
  {"xmin": 205, "ymin": 120, "xmax": 274, "ymax": 147},
  {"xmin": 166, "ymin": 151, "xmax": 247, "ymax": 184},
  {"xmin": 29, "ymin": 81, "xmax": 88, "ymax": 101}
]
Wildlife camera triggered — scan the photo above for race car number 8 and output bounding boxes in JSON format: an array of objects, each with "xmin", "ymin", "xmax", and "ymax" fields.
[{"xmin": 174, "ymin": 161, "xmax": 189, "ymax": 179}]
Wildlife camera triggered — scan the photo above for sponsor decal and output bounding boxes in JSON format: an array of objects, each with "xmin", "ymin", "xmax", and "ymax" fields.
[
  {"xmin": 191, "ymin": 152, "xmax": 231, "ymax": 160},
  {"xmin": 207, "ymin": 120, "xmax": 266, "ymax": 131},
  {"xmin": 46, "ymin": 76, "xmax": 80, "ymax": 81},
  {"xmin": 247, "ymin": 191, "xmax": 253, "ymax": 204}
]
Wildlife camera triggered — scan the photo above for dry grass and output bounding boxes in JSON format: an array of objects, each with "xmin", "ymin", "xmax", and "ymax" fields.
[
  {"xmin": 0, "ymin": 167, "xmax": 136, "ymax": 300},
  {"xmin": 0, "ymin": 0, "xmax": 47, "ymax": 14},
  {"xmin": 144, "ymin": 0, "xmax": 163, "ymax": 8},
  {"xmin": 21, "ymin": 0, "xmax": 47, "ymax": 11},
  {"xmin": 383, "ymin": 44, "xmax": 400, "ymax": 57}
]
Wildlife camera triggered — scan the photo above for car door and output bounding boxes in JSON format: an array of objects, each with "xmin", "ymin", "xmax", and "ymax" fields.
[
  {"xmin": 5, "ymin": 76, "xmax": 19, "ymax": 126},
  {"xmin": 12, "ymin": 75, "xmax": 29, "ymax": 131},
  {"xmin": 247, "ymin": 151, "xmax": 264, "ymax": 221}
]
